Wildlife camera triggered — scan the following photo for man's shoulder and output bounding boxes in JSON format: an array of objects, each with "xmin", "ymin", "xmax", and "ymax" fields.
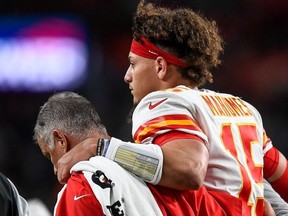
[
  {"xmin": 0, "ymin": 172, "xmax": 13, "ymax": 197},
  {"xmin": 0, "ymin": 173, "xmax": 20, "ymax": 216}
]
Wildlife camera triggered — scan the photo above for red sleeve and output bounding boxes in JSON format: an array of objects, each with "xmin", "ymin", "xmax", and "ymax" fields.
[
  {"xmin": 270, "ymin": 161, "xmax": 288, "ymax": 202},
  {"xmin": 264, "ymin": 147, "xmax": 279, "ymax": 179},
  {"xmin": 264, "ymin": 147, "xmax": 288, "ymax": 202},
  {"xmin": 55, "ymin": 172, "xmax": 103, "ymax": 216}
]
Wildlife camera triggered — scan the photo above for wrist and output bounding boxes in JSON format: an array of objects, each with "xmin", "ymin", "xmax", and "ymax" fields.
[
  {"xmin": 81, "ymin": 138, "xmax": 99, "ymax": 157},
  {"xmin": 97, "ymin": 138, "xmax": 110, "ymax": 156}
]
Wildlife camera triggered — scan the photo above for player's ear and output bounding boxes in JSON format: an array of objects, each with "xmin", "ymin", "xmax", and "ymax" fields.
[
  {"xmin": 52, "ymin": 130, "xmax": 69, "ymax": 153},
  {"xmin": 155, "ymin": 56, "xmax": 168, "ymax": 80}
]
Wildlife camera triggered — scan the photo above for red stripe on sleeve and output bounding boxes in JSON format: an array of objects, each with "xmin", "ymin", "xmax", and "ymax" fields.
[
  {"xmin": 134, "ymin": 114, "xmax": 203, "ymax": 143},
  {"xmin": 154, "ymin": 131, "xmax": 207, "ymax": 147}
]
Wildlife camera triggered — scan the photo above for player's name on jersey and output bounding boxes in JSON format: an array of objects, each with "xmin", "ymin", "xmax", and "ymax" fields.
[{"xmin": 201, "ymin": 95, "xmax": 252, "ymax": 117}]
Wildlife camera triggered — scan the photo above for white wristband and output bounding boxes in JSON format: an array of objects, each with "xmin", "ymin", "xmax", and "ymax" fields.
[{"xmin": 104, "ymin": 137, "xmax": 163, "ymax": 185}]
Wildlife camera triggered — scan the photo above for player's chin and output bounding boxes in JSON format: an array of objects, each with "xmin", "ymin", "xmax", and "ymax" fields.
[
  {"xmin": 131, "ymin": 93, "xmax": 138, "ymax": 104},
  {"xmin": 133, "ymin": 97, "xmax": 139, "ymax": 105},
  {"xmin": 133, "ymin": 93, "xmax": 145, "ymax": 105}
]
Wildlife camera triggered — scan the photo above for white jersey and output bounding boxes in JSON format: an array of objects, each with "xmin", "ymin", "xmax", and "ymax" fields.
[{"xmin": 132, "ymin": 85, "xmax": 272, "ymax": 215}]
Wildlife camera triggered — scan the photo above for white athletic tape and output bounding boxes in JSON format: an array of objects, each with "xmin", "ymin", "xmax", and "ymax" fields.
[{"xmin": 105, "ymin": 137, "xmax": 163, "ymax": 185}]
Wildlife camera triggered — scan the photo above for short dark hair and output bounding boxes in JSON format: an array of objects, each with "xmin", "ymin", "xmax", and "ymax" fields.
[{"xmin": 132, "ymin": 1, "xmax": 224, "ymax": 87}]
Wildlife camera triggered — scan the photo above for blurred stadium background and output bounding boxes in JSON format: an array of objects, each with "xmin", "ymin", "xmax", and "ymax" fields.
[{"xmin": 0, "ymin": 0, "xmax": 287, "ymax": 212}]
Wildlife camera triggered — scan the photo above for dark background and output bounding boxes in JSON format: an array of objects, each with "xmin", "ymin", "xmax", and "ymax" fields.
[{"xmin": 0, "ymin": 0, "xmax": 287, "ymax": 212}]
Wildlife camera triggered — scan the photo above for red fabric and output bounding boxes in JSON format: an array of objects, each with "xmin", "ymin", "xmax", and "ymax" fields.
[
  {"xmin": 148, "ymin": 184, "xmax": 243, "ymax": 216},
  {"xmin": 133, "ymin": 113, "xmax": 203, "ymax": 143},
  {"xmin": 183, "ymin": 187, "xmax": 243, "ymax": 216},
  {"xmin": 152, "ymin": 131, "xmax": 243, "ymax": 215},
  {"xmin": 55, "ymin": 172, "xmax": 103, "ymax": 216},
  {"xmin": 154, "ymin": 131, "xmax": 207, "ymax": 147},
  {"xmin": 270, "ymin": 161, "xmax": 288, "ymax": 202},
  {"xmin": 208, "ymin": 189, "xmax": 264, "ymax": 216},
  {"xmin": 130, "ymin": 37, "xmax": 189, "ymax": 67},
  {"xmin": 148, "ymin": 184, "xmax": 195, "ymax": 216},
  {"xmin": 264, "ymin": 147, "xmax": 280, "ymax": 178}
]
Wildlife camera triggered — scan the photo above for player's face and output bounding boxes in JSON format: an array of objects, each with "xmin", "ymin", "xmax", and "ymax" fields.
[
  {"xmin": 125, "ymin": 52, "xmax": 160, "ymax": 104},
  {"xmin": 37, "ymin": 139, "xmax": 65, "ymax": 176}
]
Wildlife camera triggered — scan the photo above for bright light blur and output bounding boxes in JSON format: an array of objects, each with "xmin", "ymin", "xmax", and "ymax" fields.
[{"xmin": 0, "ymin": 17, "xmax": 88, "ymax": 92}]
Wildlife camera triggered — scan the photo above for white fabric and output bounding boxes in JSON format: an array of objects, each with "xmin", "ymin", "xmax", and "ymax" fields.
[
  {"xmin": 8, "ymin": 178, "xmax": 30, "ymax": 216},
  {"xmin": 132, "ymin": 85, "xmax": 269, "ymax": 215},
  {"xmin": 105, "ymin": 137, "xmax": 163, "ymax": 184},
  {"xmin": 28, "ymin": 198, "xmax": 52, "ymax": 216},
  {"xmin": 71, "ymin": 156, "xmax": 163, "ymax": 216},
  {"xmin": 264, "ymin": 180, "xmax": 288, "ymax": 216},
  {"xmin": 54, "ymin": 185, "xmax": 66, "ymax": 216}
]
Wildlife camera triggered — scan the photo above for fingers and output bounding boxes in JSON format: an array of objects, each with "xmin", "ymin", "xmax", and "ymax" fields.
[
  {"xmin": 56, "ymin": 138, "xmax": 99, "ymax": 183},
  {"xmin": 58, "ymin": 173, "xmax": 70, "ymax": 185},
  {"xmin": 57, "ymin": 154, "xmax": 71, "ymax": 184}
]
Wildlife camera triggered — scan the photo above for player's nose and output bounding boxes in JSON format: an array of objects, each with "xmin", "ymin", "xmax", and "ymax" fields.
[{"xmin": 124, "ymin": 67, "xmax": 132, "ymax": 83}]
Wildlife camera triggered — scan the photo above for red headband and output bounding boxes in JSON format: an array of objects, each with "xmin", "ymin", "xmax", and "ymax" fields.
[{"xmin": 130, "ymin": 37, "xmax": 189, "ymax": 67}]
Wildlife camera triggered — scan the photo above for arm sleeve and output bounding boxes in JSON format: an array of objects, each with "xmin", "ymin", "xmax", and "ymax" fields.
[
  {"xmin": 264, "ymin": 147, "xmax": 280, "ymax": 179},
  {"xmin": 270, "ymin": 161, "xmax": 288, "ymax": 202},
  {"xmin": 55, "ymin": 172, "xmax": 103, "ymax": 216},
  {"xmin": 264, "ymin": 147, "xmax": 288, "ymax": 202}
]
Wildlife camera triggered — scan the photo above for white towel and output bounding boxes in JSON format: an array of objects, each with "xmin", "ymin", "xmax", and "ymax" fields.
[{"xmin": 71, "ymin": 156, "xmax": 163, "ymax": 216}]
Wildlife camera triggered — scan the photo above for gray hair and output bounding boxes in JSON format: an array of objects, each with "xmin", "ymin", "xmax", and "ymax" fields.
[{"xmin": 33, "ymin": 92, "xmax": 107, "ymax": 149}]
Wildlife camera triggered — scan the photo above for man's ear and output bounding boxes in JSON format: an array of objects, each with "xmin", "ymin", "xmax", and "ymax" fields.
[
  {"xmin": 155, "ymin": 56, "xmax": 168, "ymax": 80},
  {"xmin": 52, "ymin": 130, "xmax": 69, "ymax": 153}
]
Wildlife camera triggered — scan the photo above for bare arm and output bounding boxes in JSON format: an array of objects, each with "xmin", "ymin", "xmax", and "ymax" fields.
[
  {"xmin": 159, "ymin": 138, "xmax": 209, "ymax": 190},
  {"xmin": 57, "ymin": 136, "xmax": 209, "ymax": 191}
]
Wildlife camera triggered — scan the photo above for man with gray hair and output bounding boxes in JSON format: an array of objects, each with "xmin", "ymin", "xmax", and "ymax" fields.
[{"xmin": 33, "ymin": 91, "xmax": 195, "ymax": 216}]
